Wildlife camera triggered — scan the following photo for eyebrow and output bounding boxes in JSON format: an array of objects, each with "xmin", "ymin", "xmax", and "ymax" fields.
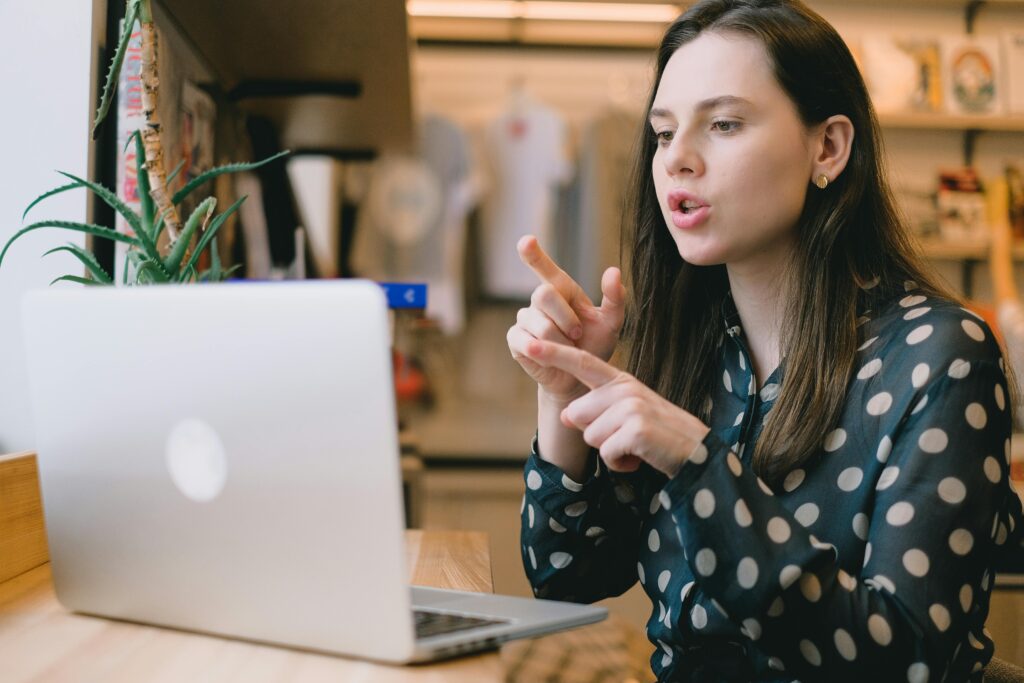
[{"xmin": 648, "ymin": 95, "xmax": 754, "ymax": 122}]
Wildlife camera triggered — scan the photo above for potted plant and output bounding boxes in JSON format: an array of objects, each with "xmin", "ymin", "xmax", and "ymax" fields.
[{"xmin": 0, "ymin": 0, "xmax": 287, "ymax": 285}]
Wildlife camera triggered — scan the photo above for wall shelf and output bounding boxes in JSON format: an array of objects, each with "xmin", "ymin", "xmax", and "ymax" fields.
[{"xmin": 879, "ymin": 112, "xmax": 1024, "ymax": 133}]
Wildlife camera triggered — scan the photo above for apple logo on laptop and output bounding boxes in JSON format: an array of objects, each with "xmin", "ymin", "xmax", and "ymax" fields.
[{"xmin": 165, "ymin": 418, "xmax": 228, "ymax": 502}]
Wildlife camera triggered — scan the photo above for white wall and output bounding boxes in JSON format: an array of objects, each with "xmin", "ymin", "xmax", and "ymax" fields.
[{"xmin": 0, "ymin": 2, "xmax": 101, "ymax": 453}]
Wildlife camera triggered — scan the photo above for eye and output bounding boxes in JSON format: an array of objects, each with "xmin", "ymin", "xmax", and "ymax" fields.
[
  {"xmin": 654, "ymin": 130, "xmax": 674, "ymax": 147},
  {"xmin": 712, "ymin": 120, "xmax": 741, "ymax": 133}
]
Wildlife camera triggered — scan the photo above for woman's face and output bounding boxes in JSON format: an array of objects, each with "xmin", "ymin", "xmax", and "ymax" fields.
[{"xmin": 650, "ymin": 31, "xmax": 818, "ymax": 272}]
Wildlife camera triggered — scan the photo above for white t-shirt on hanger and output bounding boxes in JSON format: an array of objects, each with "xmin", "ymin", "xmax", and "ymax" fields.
[{"xmin": 481, "ymin": 94, "xmax": 571, "ymax": 299}]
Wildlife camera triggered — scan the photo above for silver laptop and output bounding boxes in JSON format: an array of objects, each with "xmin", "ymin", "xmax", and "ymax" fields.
[{"xmin": 21, "ymin": 280, "xmax": 606, "ymax": 663}]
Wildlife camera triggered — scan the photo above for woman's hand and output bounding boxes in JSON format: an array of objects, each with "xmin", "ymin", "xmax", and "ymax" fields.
[
  {"xmin": 507, "ymin": 235, "xmax": 626, "ymax": 403},
  {"xmin": 524, "ymin": 338, "xmax": 711, "ymax": 477}
]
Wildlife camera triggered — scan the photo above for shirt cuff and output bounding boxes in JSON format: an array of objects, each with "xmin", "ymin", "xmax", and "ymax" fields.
[
  {"xmin": 524, "ymin": 433, "xmax": 602, "ymax": 507},
  {"xmin": 660, "ymin": 429, "xmax": 733, "ymax": 504}
]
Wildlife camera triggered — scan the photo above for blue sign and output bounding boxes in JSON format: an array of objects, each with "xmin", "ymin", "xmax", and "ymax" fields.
[{"xmin": 379, "ymin": 282, "xmax": 428, "ymax": 309}]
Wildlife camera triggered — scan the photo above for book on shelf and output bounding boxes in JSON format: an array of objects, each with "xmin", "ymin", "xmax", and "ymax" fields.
[
  {"xmin": 937, "ymin": 168, "xmax": 989, "ymax": 245},
  {"xmin": 860, "ymin": 35, "xmax": 943, "ymax": 114},
  {"xmin": 941, "ymin": 35, "xmax": 1004, "ymax": 117}
]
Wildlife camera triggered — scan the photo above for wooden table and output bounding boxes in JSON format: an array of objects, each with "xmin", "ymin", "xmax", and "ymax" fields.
[{"xmin": 0, "ymin": 453, "xmax": 504, "ymax": 682}]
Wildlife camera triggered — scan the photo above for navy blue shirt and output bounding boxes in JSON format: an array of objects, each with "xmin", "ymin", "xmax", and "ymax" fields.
[{"xmin": 520, "ymin": 281, "xmax": 1024, "ymax": 682}]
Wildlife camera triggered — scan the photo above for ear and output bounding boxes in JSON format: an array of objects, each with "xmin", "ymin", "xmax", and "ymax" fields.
[{"xmin": 811, "ymin": 115, "xmax": 854, "ymax": 186}]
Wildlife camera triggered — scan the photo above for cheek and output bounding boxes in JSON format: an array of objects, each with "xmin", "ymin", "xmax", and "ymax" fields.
[{"xmin": 725, "ymin": 139, "xmax": 809, "ymax": 224}]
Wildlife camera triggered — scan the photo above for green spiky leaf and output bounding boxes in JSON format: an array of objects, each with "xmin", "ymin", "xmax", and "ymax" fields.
[
  {"xmin": 43, "ymin": 244, "xmax": 114, "ymax": 284},
  {"xmin": 133, "ymin": 132, "xmax": 157, "ymax": 245},
  {"xmin": 178, "ymin": 194, "xmax": 246, "ymax": 278},
  {"xmin": 152, "ymin": 212, "xmax": 166, "ymax": 242},
  {"xmin": 135, "ymin": 259, "xmax": 171, "ymax": 284},
  {"xmin": 1, "ymin": 220, "xmax": 139, "ymax": 270},
  {"xmin": 56, "ymin": 171, "xmax": 143, "ymax": 237},
  {"xmin": 92, "ymin": 0, "xmax": 141, "ymax": 138},
  {"xmin": 50, "ymin": 274, "xmax": 104, "ymax": 286},
  {"xmin": 163, "ymin": 196, "xmax": 216, "ymax": 276},
  {"xmin": 165, "ymin": 158, "xmax": 186, "ymax": 188},
  {"xmin": 22, "ymin": 182, "xmax": 83, "ymax": 221},
  {"xmin": 171, "ymin": 151, "xmax": 290, "ymax": 206}
]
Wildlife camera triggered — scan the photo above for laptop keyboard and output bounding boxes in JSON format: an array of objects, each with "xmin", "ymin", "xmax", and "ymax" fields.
[{"xmin": 413, "ymin": 609, "xmax": 509, "ymax": 639}]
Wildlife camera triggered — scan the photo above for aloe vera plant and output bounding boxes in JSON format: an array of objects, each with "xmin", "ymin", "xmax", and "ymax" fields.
[{"xmin": 1, "ymin": 0, "xmax": 288, "ymax": 285}]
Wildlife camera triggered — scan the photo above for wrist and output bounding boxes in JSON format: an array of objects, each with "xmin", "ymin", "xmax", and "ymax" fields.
[{"xmin": 538, "ymin": 385, "xmax": 587, "ymax": 409}]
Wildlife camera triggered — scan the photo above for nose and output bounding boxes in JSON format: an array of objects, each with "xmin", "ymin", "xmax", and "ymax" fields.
[{"xmin": 662, "ymin": 130, "xmax": 703, "ymax": 177}]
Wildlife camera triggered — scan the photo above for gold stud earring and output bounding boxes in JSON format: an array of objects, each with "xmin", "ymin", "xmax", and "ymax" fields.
[{"xmin": 814, "ymin": 174, "xmax": 830, "ymax": 190}]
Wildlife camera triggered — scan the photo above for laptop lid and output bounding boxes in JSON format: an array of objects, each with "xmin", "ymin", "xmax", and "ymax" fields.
[{"xmin": 22, "ymin": 280, "xmax": 418, "ymax": 662}]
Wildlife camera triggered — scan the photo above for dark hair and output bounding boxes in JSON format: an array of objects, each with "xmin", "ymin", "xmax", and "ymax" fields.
[{"xmin": 621, "ymin": 0, "xmax": 960, "ymax": 484}]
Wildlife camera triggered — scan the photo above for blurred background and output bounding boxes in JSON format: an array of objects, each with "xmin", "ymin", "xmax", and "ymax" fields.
[{"xmin": 2, "ymin": 1, "xmax": 1024, "ymax": 679}]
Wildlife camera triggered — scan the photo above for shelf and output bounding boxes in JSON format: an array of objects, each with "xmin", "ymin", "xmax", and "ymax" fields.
[
  {"xmin": 917, "ymin": 238, "xmax": 1024, "ymax": 261},
  {"xmin": 879, "ymin": 112, "xmax": 1024, "ymax": 133},
  {"xmin": 919, "ymin": 238, "xmax": 988, "ymax": 260},
  {"xmin": 157, "ymin": 0, "xmax": 414, "ymax": 154}
]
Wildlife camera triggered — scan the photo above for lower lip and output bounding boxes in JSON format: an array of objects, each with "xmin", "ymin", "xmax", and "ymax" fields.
[{"xmin": 671, "ymin": 206, "xmax": 710, "ymax": 230}]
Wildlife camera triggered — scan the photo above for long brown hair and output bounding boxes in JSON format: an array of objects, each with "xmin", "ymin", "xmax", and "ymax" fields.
[{"xmin": 622, "ymin": 0, "xmax": 960, "ymax": 484}]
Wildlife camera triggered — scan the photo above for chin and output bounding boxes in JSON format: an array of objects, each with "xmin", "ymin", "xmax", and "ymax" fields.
[{"xmin": 672, "ymin": 240, "xmax": 725, "ymax": 267}]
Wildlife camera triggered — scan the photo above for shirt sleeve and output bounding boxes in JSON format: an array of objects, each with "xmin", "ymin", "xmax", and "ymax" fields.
[
  {"xmin": 520, "ymin": 434, "xmax": 652, "ymax": 603},
  {"xmin": 658, "ymin": 356, "xmax": 1014, "ymax": 682}
]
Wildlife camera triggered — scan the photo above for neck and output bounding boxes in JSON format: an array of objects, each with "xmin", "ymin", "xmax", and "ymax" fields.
[{"xmin": 726, "ymin": 251, "xmax": 793, "ymax": 386}]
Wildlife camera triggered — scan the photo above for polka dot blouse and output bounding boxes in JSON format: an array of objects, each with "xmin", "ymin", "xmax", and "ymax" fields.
[{"xmin": 520, "ymin": 282, "xmax": 1024, "ymax": 682}]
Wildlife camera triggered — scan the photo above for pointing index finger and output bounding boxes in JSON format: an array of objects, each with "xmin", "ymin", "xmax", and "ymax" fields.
[
  {"xmin": 525, "ymin": 339, "xmax": 619, "ymax": 390},
  {"xmin": 518, "ymin": 235, "xmax": 587, "ymax": 303}
]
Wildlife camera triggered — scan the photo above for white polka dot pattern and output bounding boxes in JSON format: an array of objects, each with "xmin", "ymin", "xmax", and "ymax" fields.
[
  {"xmin": 783, "ymin": 469, "xmax": 805, "ymax": 492},
  {"xmin": 868, "ymin": 614, "xmax": 892, "ymax": 645},
  {"xmin": 886, "ymin": 502, "xmax": 915, "ymax": 526},
  {"xmin": 834, "ymin": 628, "xmax": 857, "ymax": 661},
  {"xmin": 737, "ymin": 557, "xmax": 758, "ymax": 589},
  {"xmin": 929, "ymin": 604, "xmax": 951, "ymax": 631},
  {"xmin": 516, "ymin": 296, "xmax": 1015, "ymax": 681},
  {"xmin": 911, "ymin": 363, "xmax": 930, "ymax": 388},
  {"xmin": 767, "ymin": 517, "xmax": 791, "ymax": 543},
  {"xmin": 561, "ymin": 474, "xmax": 583, "ymax": 492},
  {"xmin": 961, "ymin": 319, "xmax": 985, "ymax": 341},
  {"xmin": 794, "ymin": 503, "xmax": 820, "ymax": 527},
  {"xmin": 694, "ymin": 549, "xmax": 716, "ymax": 576},
  {"xmin": 949, "ymin": 529, "xmax": 973, "ymax": 556},
  {"xmin": 837, "ymin": 467, "xmax": 864, "ymax": 491},
  {"xmin": 690, "ymin": 604, "xmax": 707, "ymax": 629},
  {"xmin": 800, "ymin": 639, "xmax": 822, "ymax": 666},
  {"xmin": 858, "ymin": 358, "xmax": 882, "ymax": 380},
  {"xmin": 907, "ymin": 663, "xmax": 930, "ymax": 683},
  {"xmin": 906, "ymin": 325, "xmax": 933, "ymax": 345},
  {"xmin": 693, "ymin": 489, "xmax": 715, "ymax": 518},
  {"xmin": 734, "ymin": 499, "xmax": 753, "ymax": 527},
  {"xmin": 823, "ymin": 429, "xmax": 847, "ymax": 452},
  {"xmin": 866, "ymin": 392, "xmax": 893, "ymax": 415}
]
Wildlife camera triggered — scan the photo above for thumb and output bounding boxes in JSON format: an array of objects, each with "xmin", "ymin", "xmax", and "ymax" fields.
[{"xmin": 599, "ymin": 267, "xmax": 626, "ymax": 322}]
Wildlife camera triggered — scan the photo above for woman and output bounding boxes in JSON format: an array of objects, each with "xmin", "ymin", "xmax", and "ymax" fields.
[{"xmin": 506, "ymin": 0, "xmax": 1024, "ymax": 681}]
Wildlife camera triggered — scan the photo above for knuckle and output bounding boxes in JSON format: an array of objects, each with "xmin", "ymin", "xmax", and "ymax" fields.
[
  {"xmin": 624, "ymin": 397, "xmax": 645, "ymax": 414},
  {"xmin": 538, "ymin": 317, "xmax": 560, "ymax": 340},
  {"xmin": 533, "ymin": 283, "xmax": 559, "ymax": 308}
]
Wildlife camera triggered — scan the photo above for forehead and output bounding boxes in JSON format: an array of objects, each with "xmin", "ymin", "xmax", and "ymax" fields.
[{"xmin": 653, "ymin": 31, "xmax": 783, "ymax": 110}]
